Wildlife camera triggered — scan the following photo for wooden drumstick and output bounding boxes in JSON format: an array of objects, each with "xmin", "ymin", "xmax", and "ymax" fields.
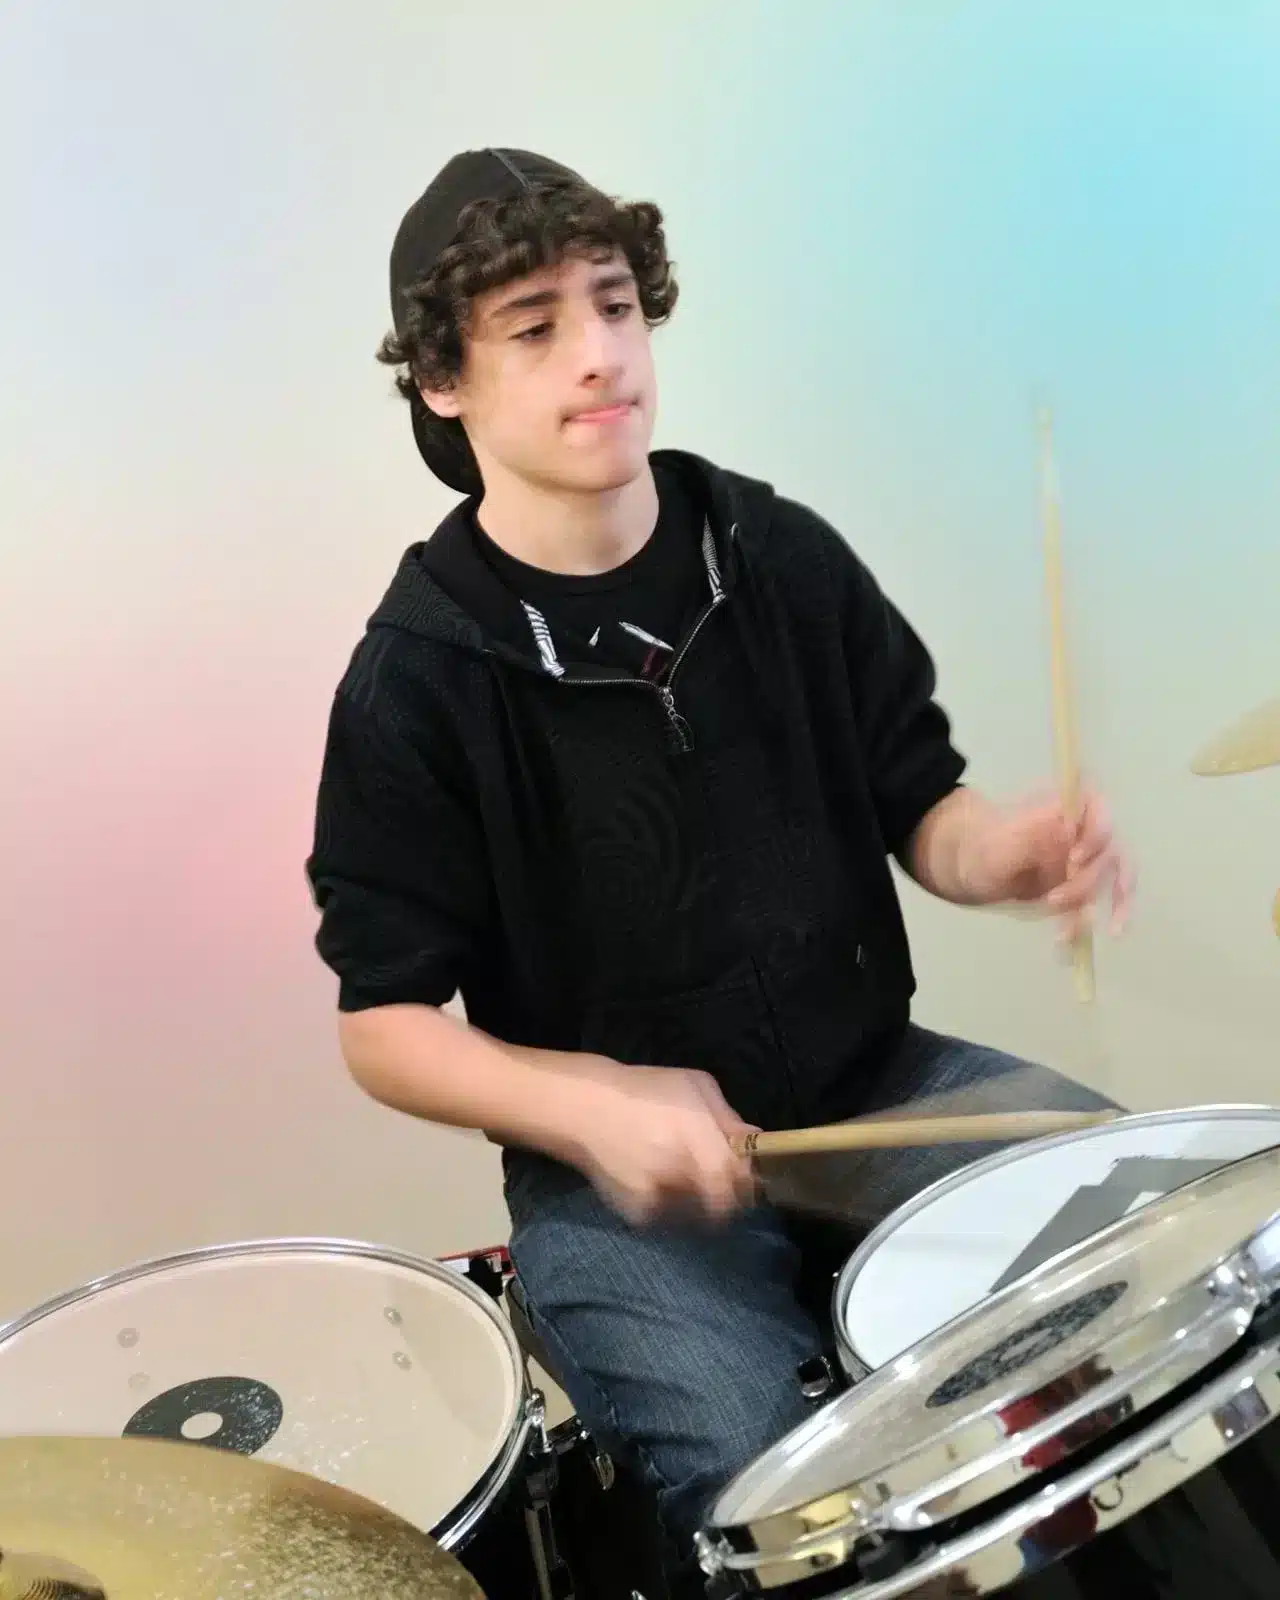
[
  {"xmin": 1037, "ymin": 407, "xmax": 1096, "ymax": 1005},
  {"xmin": 730, "ymin": 1108, "xmax": 1118, "ymax": 1159}
]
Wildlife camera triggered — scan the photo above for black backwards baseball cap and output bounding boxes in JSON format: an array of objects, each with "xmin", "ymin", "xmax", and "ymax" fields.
[{"xmin": 389, "ymin": 148, "xmax": 595, "ymax": 492}]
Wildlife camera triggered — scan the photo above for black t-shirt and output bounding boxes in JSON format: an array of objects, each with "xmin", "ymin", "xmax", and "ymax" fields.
[{"xmin": 469, "ymin": 463, "xmax": 706, "ymax": 679}]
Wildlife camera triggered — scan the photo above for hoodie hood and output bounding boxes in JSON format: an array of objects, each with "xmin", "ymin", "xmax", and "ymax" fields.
[{"xmin": 367, "ymin": 450, "xmax": 778, "ymax": 678}]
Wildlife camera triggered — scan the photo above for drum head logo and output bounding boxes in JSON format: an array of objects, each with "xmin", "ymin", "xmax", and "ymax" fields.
[
  {"xmin": 926, "ymin": 1282, "xmax": 1127, "ymax": 1409},
  {"xmin": 124, "ymin": 1375, "xmax": 283, "ymax": 1455}
]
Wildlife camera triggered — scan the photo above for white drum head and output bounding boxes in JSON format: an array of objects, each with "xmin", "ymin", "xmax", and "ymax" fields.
[
  {"xmin": 0, "ymin": 1241, "xmax": 526, "ymax": 1540},
  {"xmin": 836, "ymin": 1105, "xmax": 1280, "ymax": 1372}
]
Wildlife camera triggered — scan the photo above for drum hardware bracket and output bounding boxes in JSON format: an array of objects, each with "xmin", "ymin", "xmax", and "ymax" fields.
[
  {"xmin": 697, "ymin": 1541, "xmax": 754, "ymax": 1596},
  {"xmin": 852, "ymin": 1530, "xmax": 911, "ymax": 1584},
  {"xmin": 522, "ymin": 1398, "xmax": 576, "ymax": 1600},
  {"xmin": 1090, "ymin": 1479, "xmax": 1125, "ymax": 1512},
  {"xmin": 1244, "ymin": 1291, "xmax": 1280, "ymax": 1347},
  {"xmin": 469, "ymin": 1259, "xmax": 506, "ymax": 1301},
  {"xmin": 702, "ymin": 1569, "xmax": 752, "ymax": 1600},
  {"xmin": 522, "ymin": 1494, "xmax": 575, "ymax": 1600},
  {"xmin": 522, "ymin": 1407, "xmax": 624, "ymax": 1600},
  {"xmin": 518, "ymin": 1414, "xmax": 576, "ymax": 1600}
]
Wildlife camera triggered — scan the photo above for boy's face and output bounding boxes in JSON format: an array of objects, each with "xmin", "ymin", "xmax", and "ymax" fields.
[{"xmin": 422, "ymin": 250, "xmax": 657, "ymax": 496}]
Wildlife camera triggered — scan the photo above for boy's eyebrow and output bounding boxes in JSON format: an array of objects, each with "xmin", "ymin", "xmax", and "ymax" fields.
[
  {"xmin": 589, "ymin": 270, "xmax": 637, "ymax": 297},
  {"xmin": 489, "ymin": 269, "xmax": 636, "ymax": 323},
  {"xmin": 490, "ymin": 287, "xmax": 558, "ymax": 320}
]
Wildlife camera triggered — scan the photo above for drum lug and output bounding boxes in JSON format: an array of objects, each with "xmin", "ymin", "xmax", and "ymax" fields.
[
  {"xmin": 526, "ymin": 1392, "xmax": 562, "ymax": 1500},
  {"xmin": 542, "ymin": 1410, "xmax": 618, "ymax": 1493},
  {"xmin": 796, "ymin": 1354, "xmax": 836, "ymax": 1405},
  {"xmin": 589, "ymin": 1443, "xmax": 616, "ymax": 1492},
  {"xmin": 528, "ymin": 1389, "xmax": 551, "ymax": 1454},
  {"xmin": 693, "ymin": 1531, "xmax": 724, "ymax": 1577}
]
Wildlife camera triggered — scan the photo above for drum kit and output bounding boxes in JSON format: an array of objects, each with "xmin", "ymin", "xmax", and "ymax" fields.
[
  {"xmin": 4, "ymin": 432, "xmax": 1276, "ymax": 1597},
  {"xmin": 0, "ymin": 1239, "xmax": 664, "ymax": 1600},
  {"xmin": 4, "ymin": 424, "xmax": 1276, "ymax": 1596},
  {"xmin": 3, "ymin": 1105, "xmax": 1280, "ymax": 1598}
]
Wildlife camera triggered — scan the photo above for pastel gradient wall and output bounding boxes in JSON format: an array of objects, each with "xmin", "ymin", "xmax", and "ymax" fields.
[{"xmin": 4, "ymin": 1, "xmax": 1277, "ymax": 1321}]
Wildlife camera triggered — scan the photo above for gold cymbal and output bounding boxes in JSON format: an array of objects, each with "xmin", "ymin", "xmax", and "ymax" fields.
[
  {"xmin": 1191, "ymin": 697, "xmax": 1280, "ymax": 777},
  {"xmin": 0, "ymin": 1435, "xmax": 484, "ymax": 1600}
]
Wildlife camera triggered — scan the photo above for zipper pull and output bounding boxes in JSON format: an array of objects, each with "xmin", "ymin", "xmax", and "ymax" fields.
[{"xmin": 658, "ymin": 686, "xmax": 694, "ymax": 752}]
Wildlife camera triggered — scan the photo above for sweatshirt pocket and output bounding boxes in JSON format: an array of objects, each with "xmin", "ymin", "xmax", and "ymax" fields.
[{"xmin": 577, "ymin": 961, "xmax": 799, "ymax": 1132}]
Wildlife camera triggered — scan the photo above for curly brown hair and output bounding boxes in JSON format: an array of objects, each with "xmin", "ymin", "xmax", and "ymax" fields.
[{"xmin": 377, "ymin": 180, "xmax": 679, "ymax": 495}]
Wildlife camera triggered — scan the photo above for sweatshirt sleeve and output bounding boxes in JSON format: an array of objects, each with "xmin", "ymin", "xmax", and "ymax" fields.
[
  {"xmin": 815, "ymin": 514, "xmax": 967, "ymax": 855},
  {"xmin": 305, "ymin": 662, "xmax": 492, "ymax": 1014}
]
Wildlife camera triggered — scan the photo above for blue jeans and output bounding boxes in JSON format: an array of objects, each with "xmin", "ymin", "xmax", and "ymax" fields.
[{"xmin": 505, "ymin": 1026, "xmax": 1115, "ymax": 1581}]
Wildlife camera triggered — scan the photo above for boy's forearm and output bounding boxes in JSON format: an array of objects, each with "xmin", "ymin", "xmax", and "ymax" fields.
[{"xmin": 337, "ymin": 1001, "xmax": 611, "ymax": 1165}]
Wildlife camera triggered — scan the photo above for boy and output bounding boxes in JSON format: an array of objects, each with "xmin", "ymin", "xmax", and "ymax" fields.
[{"xmin": 307, "ymin": 148, "xmax": 1130, "ymax": 1588}]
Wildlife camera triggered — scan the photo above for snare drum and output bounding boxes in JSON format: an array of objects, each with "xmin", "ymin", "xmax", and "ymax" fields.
[
  {"xmin": 0, "ymin": 1239, "xmax": 555, "ymax": 1600},
  {"xmin": 835, "ymin": 1104, "xmax": 1280, "ymax": 1378},
  {"xmin": 699, "ymin": 1127, "xmax": 1280, "ymax": 1597}
]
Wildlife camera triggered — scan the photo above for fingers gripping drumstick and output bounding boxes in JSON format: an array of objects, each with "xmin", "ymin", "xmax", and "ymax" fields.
[
  {"xmin": 1037, "ymin": 407, "xmax": 1096, "ymax": 1005},
  {"xmin": 731, "ymin": 1108, "xmax": 1118, "ymax": 1159}
]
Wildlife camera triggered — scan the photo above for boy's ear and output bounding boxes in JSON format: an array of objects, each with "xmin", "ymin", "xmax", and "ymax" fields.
[{"xmin": 420, "ymin": 384, "xmax": 463, "ymax": 420}]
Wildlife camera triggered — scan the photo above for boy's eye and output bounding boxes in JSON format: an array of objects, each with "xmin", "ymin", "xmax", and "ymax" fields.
[
  {"xmin": 513, "ymin": 321, "xmax": 552, "ymax": 343},
  {"xmin": 604, "ymin": 300, "xmax": 635, "ymax": 319}
]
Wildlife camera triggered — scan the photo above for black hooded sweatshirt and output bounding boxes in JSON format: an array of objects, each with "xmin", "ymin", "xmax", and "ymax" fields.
[{"xmin": 306, "ymin": 450, "xmax": 966, "ymax": 1140}]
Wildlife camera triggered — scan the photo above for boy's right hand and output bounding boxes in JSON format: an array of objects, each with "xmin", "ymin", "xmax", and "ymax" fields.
[{"xmin": 557, "ymin": 1060, "xmax": 759, "ymax": 1227}]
